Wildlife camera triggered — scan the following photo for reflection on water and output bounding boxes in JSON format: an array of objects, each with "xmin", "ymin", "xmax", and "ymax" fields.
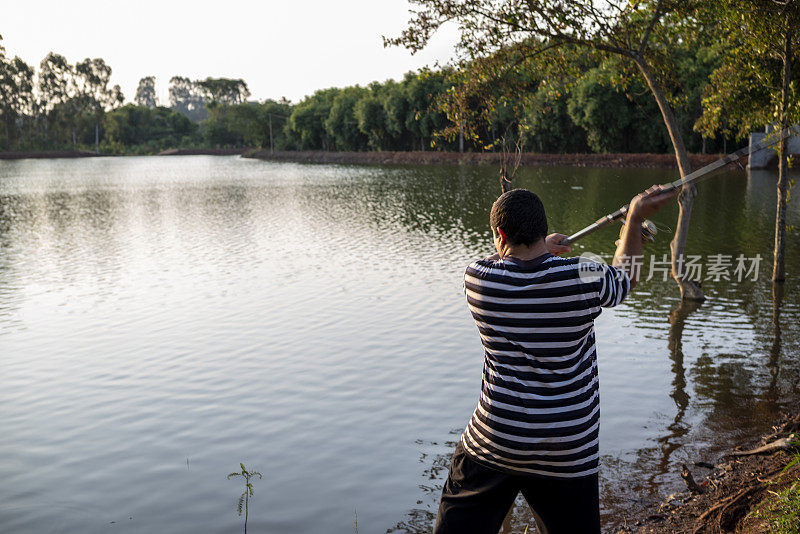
[{"xmin": 0, "ymin": 156, "xmax": 798, "ymax": 533}]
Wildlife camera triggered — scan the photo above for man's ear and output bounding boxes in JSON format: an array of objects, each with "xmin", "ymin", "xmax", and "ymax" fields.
[{"xmin": 497, "ymin": 228, "xmax": 508, "ymax": 244}]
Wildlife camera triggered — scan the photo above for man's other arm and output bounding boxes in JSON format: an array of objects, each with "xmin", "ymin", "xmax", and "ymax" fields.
[{"xmin": 612, "ymin": 185, "xmax": 678, "ymax": 290}]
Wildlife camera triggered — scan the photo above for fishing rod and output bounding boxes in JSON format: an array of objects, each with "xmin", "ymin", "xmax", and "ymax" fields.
[{"xmin": 559, "ymin": 126, "xmax": 800, "ymax": 246}]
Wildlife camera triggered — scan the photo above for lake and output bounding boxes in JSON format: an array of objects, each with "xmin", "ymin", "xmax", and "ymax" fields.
[{"xmin": 0, "ymin": 155, "xmax": 798, "ymax": 533}]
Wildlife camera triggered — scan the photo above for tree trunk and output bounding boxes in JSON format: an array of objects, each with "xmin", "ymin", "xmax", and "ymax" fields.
[
  {"xmin": 269, "ymin": 114, "xmax": 274, "ymax": 154},
  {"xmin": 95, "ymin": 120, "xmax": 99, "ymax": 153},
  {"xmin": 634, "ymin": 56, "xmax": 705, "ymax": 301},
  {"xmin": 773, "ymin": 28, "xmax": 792, "ymax": 282},
  {"xmin": 769, "ymin": 282, "xmax": 783, "ymax": 376}
]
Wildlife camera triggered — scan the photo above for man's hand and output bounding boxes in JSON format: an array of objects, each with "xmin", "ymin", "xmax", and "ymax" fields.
[
  {"xmin": 628, "ymin": 185, "xmax": 679, "ymax": 222},
  {"xmin": 545, "ymin": 233, "xmax": 572, "ymax": 256}
]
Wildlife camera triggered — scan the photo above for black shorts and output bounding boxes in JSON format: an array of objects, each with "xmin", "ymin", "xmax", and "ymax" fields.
[{"xmin": 433, "ymin": 442, "xmax": 601, "ymax": 534}]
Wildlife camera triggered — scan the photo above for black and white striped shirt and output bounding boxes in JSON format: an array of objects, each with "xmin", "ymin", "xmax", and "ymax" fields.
[{"xmin": 460, "ymin": 252, "xmax": 630, "ymax": 478}]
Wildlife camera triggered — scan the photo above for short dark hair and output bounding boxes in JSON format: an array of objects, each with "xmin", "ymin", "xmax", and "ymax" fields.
[{"xmin": 490, "ymin": 189, "xmax": 548, "ymax": 246}]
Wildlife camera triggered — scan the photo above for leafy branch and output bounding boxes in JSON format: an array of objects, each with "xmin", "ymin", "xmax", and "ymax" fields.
[{"xmin": 227, "ymin": 463, "xmax": 262, "ymax": 534}]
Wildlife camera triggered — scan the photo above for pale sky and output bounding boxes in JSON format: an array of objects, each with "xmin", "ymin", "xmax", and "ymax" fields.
[{"xmin": 2, "ymin": 0, "xmax": 459, "ymax": 104}]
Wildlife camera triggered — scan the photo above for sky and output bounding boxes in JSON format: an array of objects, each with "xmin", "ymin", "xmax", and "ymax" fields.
[{"xmin": 2, "ymin": 0, "xmax": 459, "ymax": 104}]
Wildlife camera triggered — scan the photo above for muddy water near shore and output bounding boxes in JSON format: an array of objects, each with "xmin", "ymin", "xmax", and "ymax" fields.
[{"xmin": 0, "ymin": 156, "xmax": 798, "ymax": 533}]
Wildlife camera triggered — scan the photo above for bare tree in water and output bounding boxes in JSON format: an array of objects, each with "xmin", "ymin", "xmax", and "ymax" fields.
[{"xmin": 499, "ymin": 134, "xmax": 523, "ymax": 194}]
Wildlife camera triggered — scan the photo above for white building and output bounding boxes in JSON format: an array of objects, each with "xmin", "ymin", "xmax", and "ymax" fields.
[{"xmin": 748, "ymin": 125, "xmax": 800, "ymax": 169}]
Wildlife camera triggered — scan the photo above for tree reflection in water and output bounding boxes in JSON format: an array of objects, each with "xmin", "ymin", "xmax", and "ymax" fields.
[{"xmin": 655, "ymin": 300, "xmax": 702, "ymax": 483}]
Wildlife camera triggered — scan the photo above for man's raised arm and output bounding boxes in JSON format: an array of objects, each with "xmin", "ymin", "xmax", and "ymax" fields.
[{"xmin": 613, "ymin": 185, "xmax": 678, "ymax": 290}]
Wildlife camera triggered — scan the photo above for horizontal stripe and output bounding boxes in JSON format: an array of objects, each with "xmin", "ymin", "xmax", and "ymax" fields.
[
  {"xmin": 479, "ymin": 392, "xmax": 599, "ymax": 425},
  {"xmin": 468, "ymin": 257, "xmax": 577, "ymax": 276},
  {"xmin": 472, "ymin": 403, "xmax": 600, "ymax": 437},
  {"xmin": 475, "ymin": 318, "xmax": 593, "ymax": 337},
  {"xmin": 468, "ymin": 414, "xmax": 600, "ymax": 450},
  {"xmin": 476, "ymin": 323, "xmax": 593, "ymax": 345},
  {"xmin": 467, "ymin": 421, "xmax": 598, "ymax": 457},
  {"xmin": 484, "ymin": 342, "xmax": 596, "ymax": 371},
  {"xmin": 465, "ymin": 278, "xmax": 597, "ymax": 299},
  {"xmin": 478, "ymin": 335, "xmax": 599, "ymax": 357},
  {"xmin": 466, "ymin": 424, "xmax": 598, "ymax": 462},
  {"xmin": 462, "ymin": 433, "xmax": 599, "ymax": 477},
  {"xmin": 465, "ymin": 272, "xmax": 593, "ymax": 291},
  {"xmin": 466, "ymin": 287, "xmax": 593, "ymax": 305},
  {"xmin": 485, "ymin": 352, "xmax": 594, "ymax": 384},
  {"xmin": 469, "ymin": 308, "xmax": 596, "ymax": 326},
  {"xmin": 483, "ymin": 374, "xmax": 599, "ymax": 407},
  {"xmin": 466, "ymin": 267, "xmax": 588, "ymax": 287},
  {"xmin": 480, "ymin": 386, "xmax": 599, "ymax": 416},
  {"xmin": 481, "ymin": 336, "xmax": 596, "ymax": 361},
  {"xmin": 484, "ymin": 362, "xmax": 597, "ymax": 395},
  {"xmin": 468, "ymin": 293, "xmax": 598, "ymax": 313}
]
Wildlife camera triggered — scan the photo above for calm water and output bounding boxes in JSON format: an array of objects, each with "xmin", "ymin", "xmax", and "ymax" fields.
[{"xmin": 0, "ymin": 156, "xmax": 798, "ymax": 533}]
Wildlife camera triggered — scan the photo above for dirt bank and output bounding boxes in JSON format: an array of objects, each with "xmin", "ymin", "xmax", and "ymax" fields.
[
  {"xmin": 628, "ymin": 412, "xmax": 800, "ymax": 534},
  {"xmin": 243, "ymin": 150, "xmax": 745, "ymax": 170},
  {"xmin": 0, "ymin": 150, "xmax": 105, "ymax": 160},
  {"xmin": 158, "ymin": 148, "xmax": 251, "ymax": 156}
]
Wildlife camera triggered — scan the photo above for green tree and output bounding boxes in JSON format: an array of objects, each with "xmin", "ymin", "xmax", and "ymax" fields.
[
  {"xmin": 696, "ymin": 0, "xmax": 800, "ymax": 282},
  {"xmin": 37, "ymin": 52, "xmax": 72, "ymax": 143},
  {"xmin": 74, "ymin": 58, "xmax": 123, "ymax": 151},
  {"xmin": 261, "ymin": 98, "xmax": 293, "ymax": 151},
  {"xmin": 104, "ymin": 104, "xmax": 197, "ymax": 153},
  {"xmin": 326, "ymin": 85, "xmax": 369, "ymax": 150},
  {"xmin": 522, "ymin": 86, "xmax": 589, "ymax": 153},
  {"xmin": 388, "ymin": 0, "xmax": 708, "ymax": 300},
  {"xmin": 287, "ymin": 88, "xmax": 340, "ymax": 150},
  {"xmin": 566, "ymin": 66, "xmax": 669, "ymax": 153},
  {"xmin": 671, "ymin": 41, "xmax": 723, "ymax": 153},
  {"xmin": 197, "ymin": 78, "xmax": 252, "ymax": 146},
  {"xmin": 381, "ymin": 79, "xmax": 413, "ymax": 149},
  {"xmin": 196, "ymin": 77, "xmax": 250, "ymax": 106},
  {"xmin": 135, "ymin": 76, "xmax": 157, "ymax": 108},
  {"xmin": 402, "ymin": 70, "xmax": 451, "ymax": 151},
  {"xmin": 0, "ymin": 40, "xmax": 34, "ymax": 149},
  {"xmin": 10, "ymin": 57, "xmax": 35, "ymax": 148},
  {"xmin": 169, "ymin": 76, "xmax": 207, "ymax": 122},
  {"xmin": 355, "ymin": 86, "xmax": 388, "ymax": 150},
  {"xmin": 0, "ymin": 38, "xmax": 35, "ymax": 149}
]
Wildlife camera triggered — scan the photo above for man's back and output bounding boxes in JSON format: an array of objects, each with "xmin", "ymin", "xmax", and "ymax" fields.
[
  {"xmin": 434, "ymin": 186, "xmax": 675, "ymax": 534},
  {"xmin": 460, "ymin": 252, "xmax": 629, "ymax": 479}
]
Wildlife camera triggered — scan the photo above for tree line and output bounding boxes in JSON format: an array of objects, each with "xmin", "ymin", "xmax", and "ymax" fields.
[{"xmin": 1, "ymin": 28, "xmax": 740, "ymax": 157}]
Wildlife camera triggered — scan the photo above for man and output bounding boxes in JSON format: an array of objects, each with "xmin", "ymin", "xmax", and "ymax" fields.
[{"xmin": 434, "ymin": 185, "xmax": 678, "ymax": 533}]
